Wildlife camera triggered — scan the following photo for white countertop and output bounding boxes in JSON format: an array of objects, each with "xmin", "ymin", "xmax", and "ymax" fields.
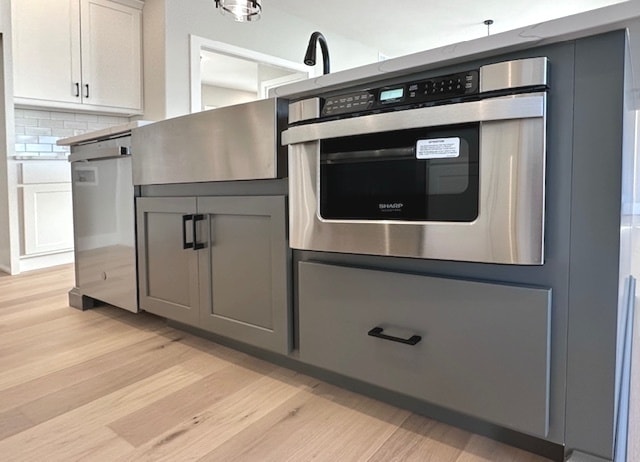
[
  {"xmin": 56, "ymin": 121, "xmax": 152, "ymax": 146},
  {"xmin": 273, "ymin": 1, "xmax": 640, "ymax": 105}
]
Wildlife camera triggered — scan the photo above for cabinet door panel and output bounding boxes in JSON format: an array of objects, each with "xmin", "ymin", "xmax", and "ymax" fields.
[
  {"xmin": 137, "ymin": 197, "xmax": 199, "ymax": 326},
  {"xmin": 209, "ymin": 213, "xmax": 273, "ymax": 328},
  {"xmin": 198, "ymin": 196, "xmax": 290, "ymax": 354},
  {"xmin": 21, "ymin": 184, "xmax": 74, "ymax": 255},
  {"xmin": 12, "ymin": 0, "xmax": 82, "ymax": 104},
  {"xmin": 80, "ymin": 0, "xmax": 142, "ymax": 110}
]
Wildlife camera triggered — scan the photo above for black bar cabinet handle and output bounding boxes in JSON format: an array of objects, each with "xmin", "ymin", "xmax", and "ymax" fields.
[
  {"xmin": 74, "ymin": 82, "xmax": 80, "ymax": 97},
  {"xmin": 182, "ymin": 214, "xmax": 194, "ymax": 249},
  {"xmin": 367, "ymin": 327, "xmax": 422, "ymax": 346},
  {"xmin": 84, "ymin": 83, "xmax": 90, "ymax": 98},
  {"xmin": 192, "ymin": 214, "xmax": 206, "ymax": 250}
]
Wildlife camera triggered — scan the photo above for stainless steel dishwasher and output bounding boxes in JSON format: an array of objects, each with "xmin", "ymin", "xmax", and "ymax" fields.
[{"xmin": 64, "ymin": 130, "xmax": 139, "ymax": 312}]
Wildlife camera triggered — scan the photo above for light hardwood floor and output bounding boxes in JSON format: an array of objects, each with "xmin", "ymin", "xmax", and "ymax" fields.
[{"xmin": 0, "ymin": 264, "xmax": 554, "ymax": 462}]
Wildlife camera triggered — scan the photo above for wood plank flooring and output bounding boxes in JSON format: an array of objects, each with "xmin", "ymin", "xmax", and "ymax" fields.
[{"xmin": 0, "ymin": 264, "xmax": 553, "ymax": 461}]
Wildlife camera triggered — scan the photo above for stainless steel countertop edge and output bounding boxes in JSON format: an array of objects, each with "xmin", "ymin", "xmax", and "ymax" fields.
[{"xmin": 57, "ymin": 121, "xmax": 153, "ymax": 146}]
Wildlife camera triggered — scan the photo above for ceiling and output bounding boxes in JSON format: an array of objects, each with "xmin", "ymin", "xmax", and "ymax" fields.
[{"xmin": 268, "ymin": 0, "xmax": 628, "ymax": 58}]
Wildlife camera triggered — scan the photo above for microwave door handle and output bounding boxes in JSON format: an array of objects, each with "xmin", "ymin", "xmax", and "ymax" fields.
[
  {"xmin": 282, "ymin": 92, "xmax": 545, "ymax": 146},
  {"xmin": 323, "ymin": 147, "xmax": 415, "ymax": 163}
]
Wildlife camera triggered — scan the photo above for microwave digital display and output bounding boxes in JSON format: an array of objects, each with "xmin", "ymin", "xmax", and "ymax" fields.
[{"xmin": 380, "ymin": 87, "xmax": 404, "ymax": 102}]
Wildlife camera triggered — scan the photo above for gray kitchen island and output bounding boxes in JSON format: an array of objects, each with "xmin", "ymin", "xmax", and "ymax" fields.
[{"xmin": 130, "ymin": 4, "xmax": 640, "ymax": 461}]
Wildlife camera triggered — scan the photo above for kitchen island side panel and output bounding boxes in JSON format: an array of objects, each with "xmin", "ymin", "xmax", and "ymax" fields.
[{"xmin": 565, "ymin": 31, "xmax": 626, "ymax": 459}]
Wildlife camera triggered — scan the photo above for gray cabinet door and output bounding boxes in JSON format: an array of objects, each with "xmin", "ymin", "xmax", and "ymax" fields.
[
  {"xmin": 136, "ymin": 197, "xmax": 200, "ymax": 326},
  {"xmin": 197, "ymin": 196, "xmax": 290, "ymax": 354}
]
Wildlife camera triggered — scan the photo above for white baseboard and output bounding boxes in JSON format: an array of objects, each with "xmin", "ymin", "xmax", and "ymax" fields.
[{"xmin": 19, "ymin": 251, "xmax": 74, "ymax": 273}]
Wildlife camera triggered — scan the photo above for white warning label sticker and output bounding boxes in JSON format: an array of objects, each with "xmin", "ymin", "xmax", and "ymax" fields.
[{"xmin": 416, "ymin": 137, "xmax": 461, "ymax": 159}]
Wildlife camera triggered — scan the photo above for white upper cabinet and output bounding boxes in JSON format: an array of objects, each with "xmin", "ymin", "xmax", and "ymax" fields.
[
  {"xmin": 12, "ymin": 0, "xmax": 143, "ymax": 114},
  {"xmin": 80, "ymin": 0, "xmax": 142, "ymax": 111}
]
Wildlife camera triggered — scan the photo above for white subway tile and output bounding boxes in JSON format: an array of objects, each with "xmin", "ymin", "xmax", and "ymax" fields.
[
  {"xmin": 16, "ymin": 135, "xmax": 38, "ymax": 143},
  {"xmin": 39, "ymin": 136, "xmax": 60, "ymax": 144},
  {"xmin": 38, "ymin": 119, "xmax": 65, "ymax": 129},
  {"xmin": 51, "ymin": 112, "xmax": 77, "ymax": 121},
  {"xmin": 75, "ymin": 113, "xmax": 99, "ymax": 122},
  {"xmin": 98, "ymin": 115, "xmax": 128, "ymax": 124},
  {"xmin": 87, "ymin": 123, "xmax": 110, "ymax": 131},
  {"xmin": 51, "ymin": 128, "xmax": 75, "ymax": 137},
  {"xmin": 15, "ymin": 144, "xmax": 26, "ymax": 152},
  {"xmin": 15, "ymin": 127, "xmax": 25, "ymax": 135},
  {"xmin": 23, "ymin": 109, "xmax": 51, "ymax": 119},
  {"xmin": 26, "ymin": 144, "xmax": 53, "ymax": 152},
  {"xmin": 15, "ymin": 118, "xmax": 39, "ymax": 128},
  {"xmin": 64, "ymin": 121, "xmax": 89, "ymax": 130},
  {"xmin": 25, "ymin": 127, "xmax": 52, "ymax": 136}
]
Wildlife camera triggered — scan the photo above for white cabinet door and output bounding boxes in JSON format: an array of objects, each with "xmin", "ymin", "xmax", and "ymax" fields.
[
  {"xmin": 12, "ymin": 0, "xmax": 142, "ymax": 114},
  {"xmin": 80, "ymin": 0, "xmax": 142, "ymax": 111},
  {"xmin": 12, "ymin": 0, "xmax": 82, "ymax": 105},
  {"xmin": 22, "ymin": 184, "xmax": 74, "ymax": 256}
]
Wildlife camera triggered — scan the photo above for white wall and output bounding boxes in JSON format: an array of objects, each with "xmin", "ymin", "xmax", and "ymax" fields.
[
  {"xmin": 0, "ymin": 0, "xmax": 18, "ymax": 274},
  {"xmin": 0, "ymin": 36, "xmax": 10, "ymax": 273},
  {"xmin": 143, "ymin": 0, "xmax": 381, "ymax": 119},
  {"xmin": 141, "ymin": 0, "xmax": 167, "ymax": 121},
  {"xmin": 201, "ymin": 85, "xmax": 255, "ymax": 110}
]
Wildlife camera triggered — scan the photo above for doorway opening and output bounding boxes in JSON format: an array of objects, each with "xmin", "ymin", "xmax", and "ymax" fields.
[{"xmin": 189, "ymin": 36, "xmax": 310, "ymax": 112}]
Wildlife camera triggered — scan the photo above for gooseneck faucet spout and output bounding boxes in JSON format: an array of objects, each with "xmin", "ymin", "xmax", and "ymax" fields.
[{"xmin": 304, "ymin": 31, "xmax": 330, "ymax": 75}]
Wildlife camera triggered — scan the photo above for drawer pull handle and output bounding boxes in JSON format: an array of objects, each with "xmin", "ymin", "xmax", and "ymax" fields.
[
  {"xmin": 182, "ymin": 214, "xmax": 194, "ymax": 249},
  {"xmin": 192, "ymin": 214, "xmax": 206, "ymax": 250},
  {"xmin": 367, "ymin": 327, "xmax": 422, "ymax": 346}
]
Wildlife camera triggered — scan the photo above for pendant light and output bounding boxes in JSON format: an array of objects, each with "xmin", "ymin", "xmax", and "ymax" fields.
[
  {"xmin": 214, "ymin": 0, "xmax": 262, "ymax": 22},
  {"xmin": 484, "ymin": 19, "xmax": 494, "ymax": 36}
]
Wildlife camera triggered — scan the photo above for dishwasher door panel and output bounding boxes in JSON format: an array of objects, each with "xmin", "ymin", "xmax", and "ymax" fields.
[{"xmin": 71, "ymin": 156, "xmax": 137, "ymax": 312}]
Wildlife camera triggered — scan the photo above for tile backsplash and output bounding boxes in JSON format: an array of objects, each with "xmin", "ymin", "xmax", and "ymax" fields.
[{"xmin": 14, "ymin": 109, "xmax": 129, "ymax": 158}]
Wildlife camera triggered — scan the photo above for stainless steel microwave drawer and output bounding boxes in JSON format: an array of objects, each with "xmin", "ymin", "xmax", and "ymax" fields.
[{"xmin": 297, "ymin": 261, "xmax": 551, "ymax": 438}]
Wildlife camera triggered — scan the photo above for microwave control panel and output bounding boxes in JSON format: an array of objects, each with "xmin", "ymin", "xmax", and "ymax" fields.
[{"xmin": 321, "ymin": 70, "xmax": 479, "ymax": 118}]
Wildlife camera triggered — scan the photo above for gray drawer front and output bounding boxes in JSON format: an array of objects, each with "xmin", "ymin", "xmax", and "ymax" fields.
[{"xmin": 298, "ymin": 261, "xmax": 551, "ymax": 437}]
